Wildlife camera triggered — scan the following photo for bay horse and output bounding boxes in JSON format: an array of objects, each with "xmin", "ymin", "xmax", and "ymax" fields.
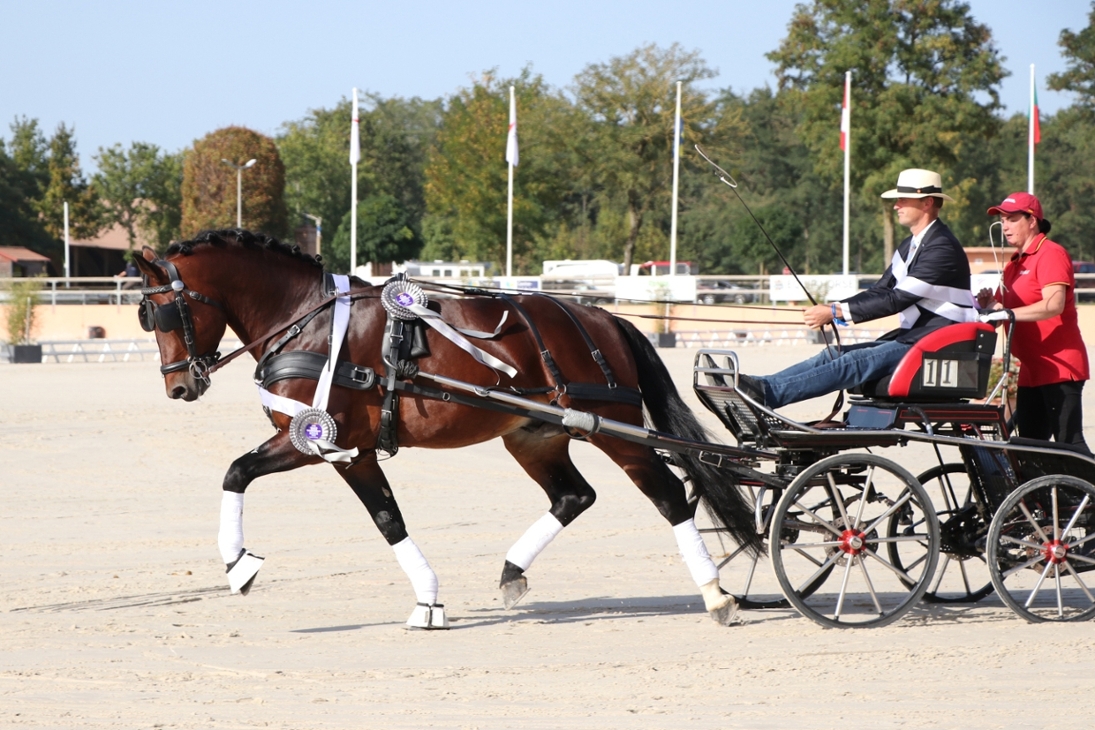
[{"xmin": 134, "ymin": 230, "xmax": 759, "ymax": 628}]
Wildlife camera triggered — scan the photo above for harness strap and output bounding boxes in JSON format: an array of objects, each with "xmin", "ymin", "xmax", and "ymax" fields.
[
  {"xmin": 497, "ymin": 293, "xmax": 565, "ymax": 390},
  {"xmin": 533, "ymin": 293, "xmax": 619, "ymax": 389}
]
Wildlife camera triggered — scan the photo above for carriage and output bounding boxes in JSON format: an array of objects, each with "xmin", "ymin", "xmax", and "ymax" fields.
[
  {"xmin": 134, "ymin": 230, "xmax": 1095, "ymax": 630},
  {"xmin": 689, "ymin": 317, "xmax": 1095, "ymax": 627}
]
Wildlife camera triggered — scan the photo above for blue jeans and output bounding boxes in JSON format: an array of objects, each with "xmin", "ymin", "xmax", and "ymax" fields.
[{"xmin": 756, "ymin": 340, "xmax": 912, "ymax": 409}]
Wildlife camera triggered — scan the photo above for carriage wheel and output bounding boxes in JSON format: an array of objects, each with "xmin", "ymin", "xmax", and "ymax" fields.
[
  {"xmin": 887, "ymin": 463, "xmax": 993, "ymax": 604},
  {"xmin": 770, "ymin": 453, "xmax": 939, "ymax": 628},
  {"xmin": 695, "ymin": 485, "xmax": 831, "ymax": 610},
  {"xmin": 987, "ymin": 475, "xmax": 1095, "ymax": 622}
]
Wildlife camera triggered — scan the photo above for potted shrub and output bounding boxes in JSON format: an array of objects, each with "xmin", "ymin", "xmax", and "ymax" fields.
[{"xmin": 4, "ymin": 277, "xmax": 43, "ymax": 364}]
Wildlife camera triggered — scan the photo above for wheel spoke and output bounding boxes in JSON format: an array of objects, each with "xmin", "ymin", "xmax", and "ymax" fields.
[
  {"xmin": 1023, "ymin": 560, "xmax": 1056, "ymax": 609},
  {"xmin": 851, "ymin": 466, "xmax": 873, "ymax": 530},
  {"xmin": 857, "ymin": 557, "xmax": 884, "ymax": 615},
  {"xmin": 930, "ymin": 554, "xmax": 952, "ymax": 593},
  {"xmin": 788, "ymin": 544, "xmax": 826, "ymax": 567},
  {"xmin": 793, "ymin": 551, "xmax": 839, "ymax": 594},
  {"xmin": 826, "ymin": 472, "xmax": 852, "ymax": 531},
  {"xmin": 864, "ymin": 548, "xmax": 918, "ymax": 584},
  {"xmin": 1000, "ymin": 533, "xmax": 1044, "ymax": 551},
  {"xmin": 868, "ymin": 534, "xmax": 930, "ymax": 545},
  {"xmin": 1002, "ymin": 553, "xmax": 1047, "ymax": 579},
  {"xmin": 1064, "ymin": 562, "xmax": 1095, "ymax": 604},
  {"xmin": 1060, "ymin": 494, "xmax": 1092, "ymax": 536},
  {"xmin": 861, "ymin": 490, "xmax": 915, "ymax": 538},
  {"xmin": 1055, "ymin": 564, "xmax": 1064, "ymax": 618},
  {"xmin": 1066, "ymin": 552, "xmax": 1095, "ymax": 567},
  {"xmin": 1018, "ymin": 501, "xmax": 1052, "ymax": 543},
  {"xmin": 741, "ymin": 552, "xmax": 760, "ymax": 595},
  {"xmin": 1053, "ymin": 487, "xmax": 1061, "ymax": 542},
  {"xmin": 788, "ymin": 504, "xmax": 844, "ymax": 539},
  {"xmin": 958, "ymin": 558, "xmax": 973, "ymax": 595},
  {"xmin": 834, "ymin": 553, "xmax": 856, "ymax": 618}
]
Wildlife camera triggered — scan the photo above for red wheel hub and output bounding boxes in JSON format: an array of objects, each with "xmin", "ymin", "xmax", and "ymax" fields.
[
  {"xmin": 839, "ymin": 529, "xmax": 868, "ymax": 556},
  {"xmin": 1042, "ymin": 539, "xmax": 1069, "ymax": 564}
]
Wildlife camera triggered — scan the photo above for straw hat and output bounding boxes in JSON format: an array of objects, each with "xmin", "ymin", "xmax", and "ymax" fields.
[{"xmin": 880, "ymin": 169, "xmax": 955, "ymax": 202}]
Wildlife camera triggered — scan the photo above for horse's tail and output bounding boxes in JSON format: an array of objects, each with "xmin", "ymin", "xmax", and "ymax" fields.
[{"xmin": 615, "ymin": 317, "xmax": 762, "ymax": 555}]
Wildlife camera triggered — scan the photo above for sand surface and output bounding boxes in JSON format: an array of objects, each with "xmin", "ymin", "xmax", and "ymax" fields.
[{"xmin": 3, "ymin": 344, "xmax": 1095, "ymax": 729}]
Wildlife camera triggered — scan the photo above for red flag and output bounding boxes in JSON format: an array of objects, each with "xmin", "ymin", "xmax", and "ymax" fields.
[
  {"xmin": 1031, "ymin": 84, "xmax": 1041, "ymax": 146},
  {"xmin": 839, "ymin": 75, "xmax": 850, "ymax": 151}
]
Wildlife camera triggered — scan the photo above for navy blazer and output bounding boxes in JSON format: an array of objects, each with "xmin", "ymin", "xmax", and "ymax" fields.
[{"xmin": 844, "ymin": 220, "xmax": 973, "ymax": 344}]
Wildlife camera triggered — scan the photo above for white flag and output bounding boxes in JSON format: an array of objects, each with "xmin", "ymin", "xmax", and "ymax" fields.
[
  {"xmin": 349, "ymin": 87, "xmax": 360, "ymax": 166},
  {"xmin": 505, "ymin": 86, "xmax": 518, "ymax": 167},
  {"xmin": 839, "ymin": 75, "xmax": 850, "ymax": 151}
]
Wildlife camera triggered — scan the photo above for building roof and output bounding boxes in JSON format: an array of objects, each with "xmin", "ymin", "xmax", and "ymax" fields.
[
  {"xmin": 70, "ymin": 223, "xmax": 139, "ymax": 251},
  {"xmin": 0, "ymin": 246, "xmax": 52, "ymax": 263}
]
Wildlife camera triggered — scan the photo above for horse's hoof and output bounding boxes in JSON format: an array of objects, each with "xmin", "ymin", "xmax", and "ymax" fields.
[
  {"xmin": 226, "ymin": 549, "xmax": 264, "ymax": 595},
  {"xmin": 406, "ymin": 603, "xmax": 449, "ymax": 630},
  {"xmin": 708, "ymin": 596, "xmax": 741, "ymax": 626},
  {"xmin": 501, "ymin": 576, "xmax": 529, "ymax": 609}
]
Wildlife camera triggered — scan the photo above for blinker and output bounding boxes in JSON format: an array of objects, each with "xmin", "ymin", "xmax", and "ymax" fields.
[{"xmin": 137, "ymin": 299, "xmax": 183, "ymax": 333}]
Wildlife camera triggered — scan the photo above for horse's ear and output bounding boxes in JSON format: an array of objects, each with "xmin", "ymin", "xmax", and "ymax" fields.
[{"xmin": 133, "ymin": 247, "xmax": 165, "ymax": 282}]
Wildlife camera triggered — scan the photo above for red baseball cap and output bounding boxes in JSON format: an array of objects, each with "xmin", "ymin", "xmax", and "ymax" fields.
[{"xmin": 987, "ymin": 192, "xmax": 1044, "ymax": 220}]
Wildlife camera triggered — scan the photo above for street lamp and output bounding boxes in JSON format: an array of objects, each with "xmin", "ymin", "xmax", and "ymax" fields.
[
  {"xmin": 304, "ymin": 213, "xmax": 322, "ymax": 257},
  {"xmin": 221, "ymin": 158, "xmax": 257, "ymax": 228}
]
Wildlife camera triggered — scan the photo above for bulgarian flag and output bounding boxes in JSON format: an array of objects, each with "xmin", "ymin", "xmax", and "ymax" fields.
[
  {"xmin": 839, "ymin": 74, "xmax": 850, "ymax": 151},
  {"xmin": 1031, "ymin": 83, "xmax": 1041, "ymax": 146}
]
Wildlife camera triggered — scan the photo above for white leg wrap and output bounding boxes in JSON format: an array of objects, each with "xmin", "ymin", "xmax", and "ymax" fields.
[
  {"xmin": 218, "ymin": 491, "xmax": 245, "ymax": 564},
  {"xmin": 673, "ymin": 518, "xmax": 719, "ymax": 587},
  {"xmin": 392, "ymin": 537, "xmax": 438, "ymax": 605},
  {"xmin": 505, "ymin": 513, "xmax": 565, "ymax": 571}
]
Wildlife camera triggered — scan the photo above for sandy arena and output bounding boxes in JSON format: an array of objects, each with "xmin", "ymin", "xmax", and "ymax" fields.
[{"xmin": 3, "ymin": 344, "xmax": 1095, "ymax": 729}]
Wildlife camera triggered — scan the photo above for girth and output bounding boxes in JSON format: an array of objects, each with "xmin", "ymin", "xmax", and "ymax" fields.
[{"xmin": 259, "ymin": 350, "xmax": 376, "ymax": 391}]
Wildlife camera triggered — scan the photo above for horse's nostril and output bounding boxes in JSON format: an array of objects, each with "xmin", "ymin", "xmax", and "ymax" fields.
[{"xmin": 170, "ymin": 385, "xmax": 187, "ymax": 399}]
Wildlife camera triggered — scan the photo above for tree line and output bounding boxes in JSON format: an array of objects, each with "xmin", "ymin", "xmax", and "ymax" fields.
[{"xmin": 4, "ymin": 0, "xmax": 1095, "ymax": 277}]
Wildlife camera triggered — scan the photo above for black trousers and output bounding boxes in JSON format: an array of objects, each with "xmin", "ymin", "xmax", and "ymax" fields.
[{"xmin": 1015, "ymin": 380, "xmax": 1089, "ymax": 448}]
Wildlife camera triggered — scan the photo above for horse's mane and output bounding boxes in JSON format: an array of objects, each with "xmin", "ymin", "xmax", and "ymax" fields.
[{"xmin": 167, "ymin": 229, "xmax": 325, "ymax": 270}]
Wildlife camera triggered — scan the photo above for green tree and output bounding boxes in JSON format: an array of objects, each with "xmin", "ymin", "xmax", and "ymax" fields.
[
  {"xmin": 328, "ymin": 194, "xmax": 419, "ymax": 273},
  {"xmin": 423, "ymin": 69, "xmax": 577, "ymax": 272},
  {"xmin": 32, "ymin": 123, "xmax": 102, "ymax": 241},
  {"xmin": 0, "ymin": 128, "xmax": 55, "ymax": 258},
  {"xmin": 279, "ymin": 94, "xmax": 440, "ymax": 256},
  {"xmin": 181, "ymin": 126, "xmax": 287, "ymax": 239},
  {"xmin": 93, "ymin": 142, "xmax": 183, "ymax": 252},
  {"xmin": 768, "ymin": 0, "xmax": 1007, "ymax": 260},
  {"xmin": 572, "ymin": 44, "xmax": 721, "ymax": 273},
  {"xmin": 1048, "ymin": 2, "xmax": 1095, "ymax": 107}
]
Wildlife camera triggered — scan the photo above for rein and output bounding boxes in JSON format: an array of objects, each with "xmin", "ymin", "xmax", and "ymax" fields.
[{"xmin": 209, "ymin": 288, "xmax": 379, "ymax": 375}]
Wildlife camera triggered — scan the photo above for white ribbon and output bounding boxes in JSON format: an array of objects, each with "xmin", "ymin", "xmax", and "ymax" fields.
[
  {"xmin": 890, "ymin": 247, "xmax": 976, "ymax": 329},
  {"xmin": 256, "ymin": 274, "xmax": 360, "ymax": 464},
  {"xmin": 401, "ymin": 302, "xmax": 517, "ymax": 377}
]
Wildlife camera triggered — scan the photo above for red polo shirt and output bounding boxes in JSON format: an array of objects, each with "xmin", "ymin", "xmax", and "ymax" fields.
[{"xmin": 1000, "ymin": 235, "xmax": 1089, "ymax": 386}]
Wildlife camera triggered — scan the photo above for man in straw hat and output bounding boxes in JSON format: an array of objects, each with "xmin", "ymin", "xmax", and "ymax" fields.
[{"xmin": 738, "ymin": 168, "xmax": 977, "ymax": 408}]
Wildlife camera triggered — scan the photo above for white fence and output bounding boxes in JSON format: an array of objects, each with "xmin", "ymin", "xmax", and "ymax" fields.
[{"xmin": 1, "ymin": 338, "xmax": 242, "ymax": 364}]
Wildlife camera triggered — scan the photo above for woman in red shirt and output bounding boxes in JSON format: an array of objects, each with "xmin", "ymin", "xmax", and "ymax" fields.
[{"xmin": 977, "ymin": 192, "xmax": 1090, "ymax": 449}]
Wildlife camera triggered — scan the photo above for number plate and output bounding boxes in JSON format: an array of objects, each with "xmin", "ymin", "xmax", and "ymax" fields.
[{"xmin": 922, "ymin": 358, "xmax": 960, "ymax": 388}]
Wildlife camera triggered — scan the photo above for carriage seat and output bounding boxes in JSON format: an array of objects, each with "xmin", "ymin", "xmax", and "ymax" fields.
[{"xmin": 850, "ymin": 322, "xmax": 997, "ymax": 402}]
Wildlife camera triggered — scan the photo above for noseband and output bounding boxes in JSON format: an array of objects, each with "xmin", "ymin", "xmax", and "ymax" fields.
[{"xmin": 139, "ymin": 258, "xmax": 224, "ymax": 384}]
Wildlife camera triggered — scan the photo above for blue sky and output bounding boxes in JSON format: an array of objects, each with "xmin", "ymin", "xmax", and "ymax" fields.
[{"xmin": 1, "ymin": 0, "xmax": 1090, "ymax": 166}]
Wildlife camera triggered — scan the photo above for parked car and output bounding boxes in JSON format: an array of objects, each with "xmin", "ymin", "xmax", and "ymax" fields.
[{"xmin": 695, "ymin": 280, "xmax": 761, "ymax": 305}]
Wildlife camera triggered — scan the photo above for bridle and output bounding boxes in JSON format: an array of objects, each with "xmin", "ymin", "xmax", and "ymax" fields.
[{"xmin": 139, "ymin": 257, "xmax": 225, "ymax": 385}]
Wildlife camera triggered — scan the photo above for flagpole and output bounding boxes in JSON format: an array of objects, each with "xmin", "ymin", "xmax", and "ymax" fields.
[
  {"xmin": 842, "ymin": 70, "xmax": 851, "ymax": 276},
  {"xmin": 506, "ymin": 85, "xmax": 515, "ymax": 278},
  {"xmin": 666, "ymin": 81, "xmax": 682, "ymax": 278},
  {"xmin": 350, "ymin": 88, "xmax": 360, "ymax": 276},
  {"xmin": 1028, "ymin": 64, "xmax": 1036, "ymax": 195}
]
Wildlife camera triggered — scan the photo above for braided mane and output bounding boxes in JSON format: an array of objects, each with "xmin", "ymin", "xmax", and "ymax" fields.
[{"xmin": 167, "ymin": 229, "xmax": 324, "ymax": 269}]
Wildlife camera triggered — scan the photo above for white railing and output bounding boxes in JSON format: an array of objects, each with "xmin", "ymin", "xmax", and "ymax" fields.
[
  {"xmin": 675, "ymin": 328, "xmax": 886, "ymax": 348},
  {"xmin": 2, "ymin": 338, "xmax": 242, "ymax": 364}
]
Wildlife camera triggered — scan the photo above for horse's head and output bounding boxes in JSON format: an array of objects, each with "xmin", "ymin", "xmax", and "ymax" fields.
[{"xmin": 134, "ymin": 246, "xmax": 228, "ymax": 401}]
